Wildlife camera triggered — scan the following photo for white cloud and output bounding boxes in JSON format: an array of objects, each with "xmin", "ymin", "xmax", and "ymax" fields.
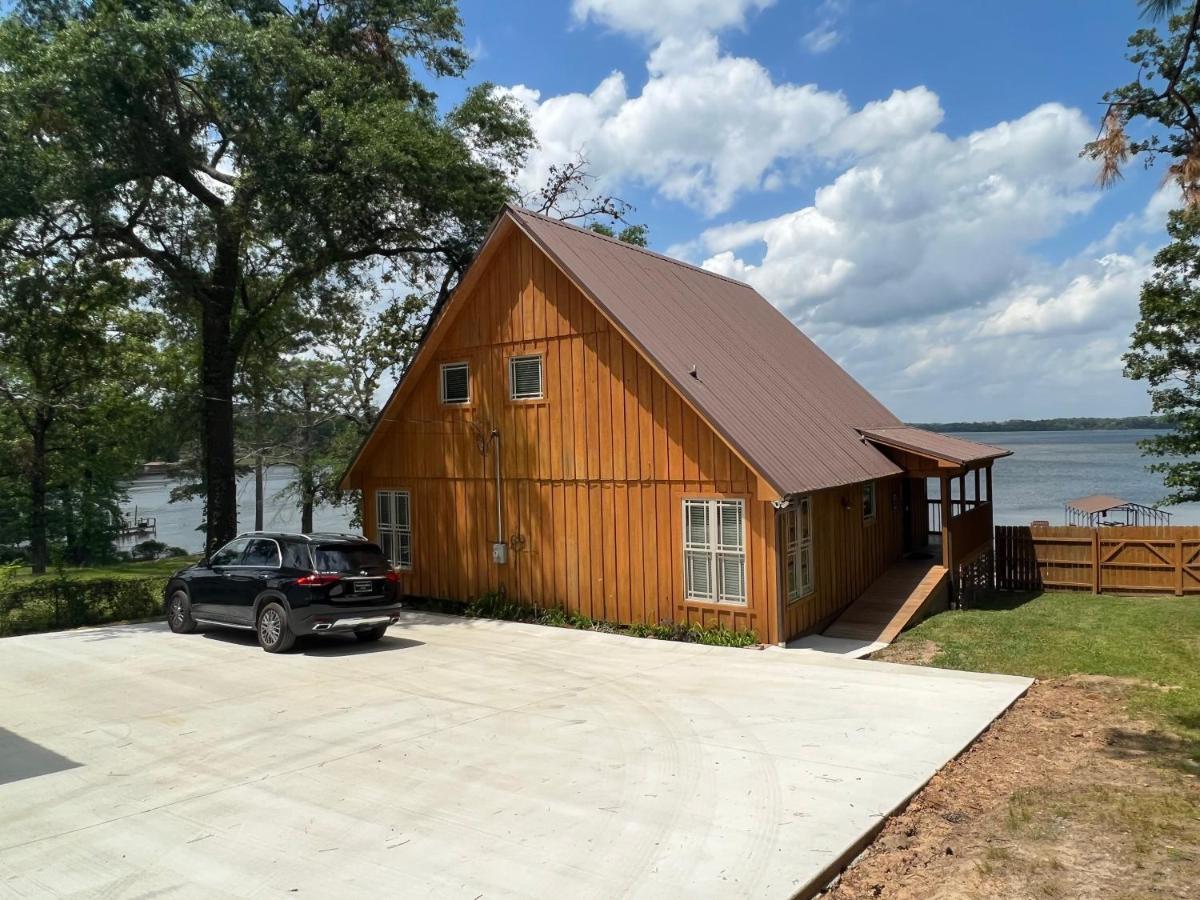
[
  {"xmin": 503, "ymin": 38, "xmax": 846, "ymax": 214},
  {"xmin": 803, "ymin": 25, "xmax": 840, "ymax": 53},
  {"xmin": 503, "ymin": 38, "xmax": 945, "ymax": 216},
  {"xmin": 505, "ymin": 19, "xmax": 1161, "ymax": 420},
  {"xmin": 694, "ymin": 103, "xmax": 1099, "ymax": 325},
  {"xmin": 803, "ymin": 0, "xmax": 847, "ymax": 53},
  {"xmin": 979, "ymin": 254, "xmax": 1145, "ymax": 338},
  {"xmin": 571, "ymin": 0, "xmax": 775, "ymax": 40}
]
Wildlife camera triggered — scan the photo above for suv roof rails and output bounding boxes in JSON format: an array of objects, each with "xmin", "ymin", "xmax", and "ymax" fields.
[{"xmin": 233, "ymin": 530, "xmax": 369, "ymax": 542}]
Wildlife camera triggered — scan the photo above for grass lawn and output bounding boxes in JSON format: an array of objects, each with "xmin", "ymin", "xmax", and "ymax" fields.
[
  {"xmin": 10, "ymin": 556, "xmax": 201, "ymax": 583},
  {"xmin": 833, "ymin": 591, "xmax": 1200, "ymax": 899},
  {"xmin": 892, "ymin": 590, "xmax": 1200, "ymax": 762}
]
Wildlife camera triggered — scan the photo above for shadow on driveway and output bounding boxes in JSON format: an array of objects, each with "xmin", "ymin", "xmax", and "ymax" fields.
[
  {"xmin": 0, "ymin": 729, "xmax": 81, "ymax": 786},
  {"xmin": 198, "ymin": 627, "xmax": 424, "ymax": 656}
]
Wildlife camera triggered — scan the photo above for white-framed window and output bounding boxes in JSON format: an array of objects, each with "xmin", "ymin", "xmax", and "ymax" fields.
[
  {"xmin": 862, "ymin": 481, "xmax": 876, "ymax": 521},
  {"xmin": 440, "ymin": 362, "xmax": 469, "ymax": 405},
  {"xmin": 784, "ymin": 496, "xmax": 814, "ymax": 601},
  {"xmin": 376, "ymin": 490, "xmax": 412, "ymax": 570},
  {"xmin": 509, "ymin": 354, "xmax": 544, "ymax": 400},
  {"xmin": 682, "ymin": 498, "xmax": 746, "ymax": 605}
]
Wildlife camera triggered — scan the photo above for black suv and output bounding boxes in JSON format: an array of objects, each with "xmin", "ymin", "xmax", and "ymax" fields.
[{"xmin": 164, "ymin": 532, "xmax": 403, "ymax": 652}]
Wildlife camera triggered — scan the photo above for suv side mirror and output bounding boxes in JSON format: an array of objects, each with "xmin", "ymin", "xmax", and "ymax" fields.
[{"xmin": 197, "ymin": 557, "xmax": 210, "ymax": 568}]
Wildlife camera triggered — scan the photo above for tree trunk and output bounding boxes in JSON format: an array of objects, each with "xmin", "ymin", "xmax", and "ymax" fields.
[
  {"xmin": 28, "ymin": 411, "xmax": 50, "ymax": 575},
  {"xmin": 255, "ymin": 452, "xmax": 264, "ymax": 531},
  {"xmin": 299, "ymin": 376, "xmax": 315, "ymax": 534},
  {"xmin": 200, "ymin": 287, "xmax": 239, "ymax": 556}
]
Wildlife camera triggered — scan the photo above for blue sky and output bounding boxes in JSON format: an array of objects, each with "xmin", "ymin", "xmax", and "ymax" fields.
[{"xmin": 447, "ymin": 1, "xmax": 1173, "ymax": 422}]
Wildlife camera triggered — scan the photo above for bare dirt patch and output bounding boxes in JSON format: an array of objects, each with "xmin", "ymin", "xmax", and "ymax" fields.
[
  {"xmin": 873, "ymin": 639, "xmax": 940, "ymax": 666},
  {"xmin": 821, "ymin": 676, "xmax": 1200, "ymax": 900}
]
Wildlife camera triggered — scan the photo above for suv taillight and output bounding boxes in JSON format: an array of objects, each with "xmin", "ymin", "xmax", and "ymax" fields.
[
  {"xmin": 386, "ymin": 570, "xmax": 399, "ymax": 583},
  {"xmin": 296, "ymin": 573, "xmax": 341, "ymax": 586}
]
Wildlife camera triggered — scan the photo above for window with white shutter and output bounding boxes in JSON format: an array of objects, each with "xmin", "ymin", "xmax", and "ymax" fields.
[
  {"xmin": 509, "ymin": 354, "xmax": 543, "ymax": 400},
  {"xmin": 376, "ymin": 490, "xmax": 412, "ymax": 569},
  {"xmin": 784, "ymin": 496, "xmax": 814, "ymax": 601},
  {"xmin": 440, "ymin": 362, "xmax": 469, "ymax": 405},
  {"xmin": 682, "ymin": 498, "xmax": 746, "ymax": 604}
]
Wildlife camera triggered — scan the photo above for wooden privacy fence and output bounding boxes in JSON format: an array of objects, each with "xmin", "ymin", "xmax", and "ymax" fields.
[{"xmin": 995, "ymin": 525, "xmax": 1200, "ymax": 595}]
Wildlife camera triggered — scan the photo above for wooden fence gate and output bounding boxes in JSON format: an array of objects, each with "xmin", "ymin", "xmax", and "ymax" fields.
[{"xmin": 995, "ymin": 525, "xmax": 1200, "ymax": 595}]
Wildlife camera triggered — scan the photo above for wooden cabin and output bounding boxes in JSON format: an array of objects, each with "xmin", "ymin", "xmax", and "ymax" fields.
[{"xmin": 341, "ymin": 206, "xmax": 1011, "ymax": 645}]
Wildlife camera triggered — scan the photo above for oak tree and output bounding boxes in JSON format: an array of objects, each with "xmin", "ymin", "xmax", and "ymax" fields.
[{"xmin": 0, "ymin": 0, "xmax": 532, "ymax": 553}]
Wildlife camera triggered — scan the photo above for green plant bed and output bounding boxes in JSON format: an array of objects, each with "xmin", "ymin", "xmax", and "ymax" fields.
[
  {"xmin": 1, "ymin": 575, "xmax": 168, "ymax": 637},
  {"xmin": 406, "ymin": 593, "xmax": 759, "ymax": 648}
]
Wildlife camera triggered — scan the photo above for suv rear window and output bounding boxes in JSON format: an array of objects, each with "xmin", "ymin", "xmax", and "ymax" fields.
[{"xmin": 312, "ymin": 544, "xmax": 390, "ymax": 574}]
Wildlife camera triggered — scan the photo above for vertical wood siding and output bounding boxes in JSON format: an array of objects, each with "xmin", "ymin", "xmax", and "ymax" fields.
[
  {"xmin": 780, "ymin": 475, "xmax": 906, "ymax": 640},
  {"xmin": 359, "ymin": 231, "xmax": 776, "ymax": 642}
]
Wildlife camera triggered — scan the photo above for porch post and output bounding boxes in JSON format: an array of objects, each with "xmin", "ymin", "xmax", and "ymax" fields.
[{"xmin": 940, "ymin": 475, "xmax": 953, "ymax": 571}]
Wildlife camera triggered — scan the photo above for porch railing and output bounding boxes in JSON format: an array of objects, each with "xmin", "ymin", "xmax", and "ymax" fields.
[{"xmin": 926, "ymin": 497, "xmax": 985, "ymax": 540}]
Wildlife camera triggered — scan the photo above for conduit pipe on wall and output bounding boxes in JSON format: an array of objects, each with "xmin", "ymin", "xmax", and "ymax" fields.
[{"xmin": 491, "ymin": 429, "xmax": 504, "ymax": 547}]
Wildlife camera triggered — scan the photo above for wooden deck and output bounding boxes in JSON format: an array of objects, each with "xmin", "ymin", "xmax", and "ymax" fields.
[{"xmin": 823, "ymin": 557, "xmax": 949, "ymax": 644}]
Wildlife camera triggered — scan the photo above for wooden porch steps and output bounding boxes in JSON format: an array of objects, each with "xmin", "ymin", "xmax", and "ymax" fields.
[{"xmin": 823, "ymin": 558, "xmax": 949, "ymax": 644}]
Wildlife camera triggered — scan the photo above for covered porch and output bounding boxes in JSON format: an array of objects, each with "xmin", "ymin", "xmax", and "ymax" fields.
[{"xmin": 859, "ymin": 426, "xmax": 1012, "ymax": 606}]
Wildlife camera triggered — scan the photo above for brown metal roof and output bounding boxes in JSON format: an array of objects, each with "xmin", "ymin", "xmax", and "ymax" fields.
[
  {"xmin": 857, "ymin": 426, "xmax": 1012, "ymax": 467},
  {"xmin": 507, "ymin": 206, "xmax": 907, "ymax": 494},
  {"xmin": 345, "ymin": 205, "xmax": 1013, "ymax": 495},
  {"xmin": 1066, "ymin": 495, "xmax": 1136, "ymax": 515}
]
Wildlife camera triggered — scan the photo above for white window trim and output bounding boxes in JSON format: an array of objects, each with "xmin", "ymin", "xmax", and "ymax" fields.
[
  {"xmin": 785, "ymin": 496, "xmax": 814, "ymax": 602},
  {"xmin": 508, "ymin": 354, "xmax": 544, "ymax": 401},
  {"xmin": 439, "ymin": 361, "xmax": 470, "ymax": 405},
  {"xmin": 376, "ymin": 489, "xmax": 412, "ymax": 571},
  {"xmin": 863, "ymin": 481, "xmax": 877, "ymax": 521},
  {"xmin": 682, "ymin": 498, "xmax": 747, "ymax": 606}
]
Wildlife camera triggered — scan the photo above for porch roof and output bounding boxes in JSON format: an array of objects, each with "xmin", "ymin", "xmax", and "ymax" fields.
[{"xmin": 857, "ymin": 426, "xmax": 1012, "ymax": 468}]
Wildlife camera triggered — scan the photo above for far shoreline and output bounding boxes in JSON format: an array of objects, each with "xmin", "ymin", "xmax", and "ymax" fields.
[{"xmin": 911, "ymin": 417, "xmax": 1170, "ymax": 434}]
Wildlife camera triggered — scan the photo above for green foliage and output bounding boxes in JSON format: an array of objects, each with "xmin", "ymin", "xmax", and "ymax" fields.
[
  {"xmin": 0, "ymin": 0, "xmax": 534, "ymax": 552},
  {"xmin": 0, "ymin": 575, "xmax": 167, "ymax": 637},
  {"xmin": 410, "ymin": 591, "xmax": 759, "ymax": 647},
  {"xmin": 1087, "ymin": 13, "xmax": 1200, "ymax": 190},
  {"xmin": 130, "ymin": 540, "xmax": 168, "ymax": 560},
  {"xmin": 1124, "ymin": 208, "xmax": 1200, "ymax": 505},
  {"xmin": 0, "ymin": 240, "xmax": 161, "ymax": 569},
  {"xmin": 588, "ymin": 222, "xmax": 650, "ymax": 246},
  {"xmin": 890, "ymin": 591, "xmax": 1200, "ymax": 763}
]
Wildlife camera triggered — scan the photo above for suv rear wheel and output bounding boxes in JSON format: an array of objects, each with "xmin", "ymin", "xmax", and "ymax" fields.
[{"xmin": 257, "ymin": 601, "xmax": 296, "ymax": 653}]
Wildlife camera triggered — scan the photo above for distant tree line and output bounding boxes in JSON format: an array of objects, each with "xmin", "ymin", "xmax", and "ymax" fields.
[{"xmin": 910, "ymin": 416, "xmax": 1174, "ymax": 433}]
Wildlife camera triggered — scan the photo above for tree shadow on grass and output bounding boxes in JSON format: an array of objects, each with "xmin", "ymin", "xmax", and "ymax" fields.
[
  {"xmin": 967, "ymin": 591, "xmax": 1043, "ymax": 613},
  {"xmin": 1105, "ymin": 711, "xmax": 1200, "ymax": 772}
]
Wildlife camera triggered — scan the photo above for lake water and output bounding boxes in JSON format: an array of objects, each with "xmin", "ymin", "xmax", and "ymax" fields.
[
  {"xmin": 120, "ymin": 465, "xmax": 356, "ymax": 553},
  {"xmin": 120, "ymin": 430, "xmax": 1198, "ymax": 551},
  {"xmin": 961, "ymin": 429, "xmax": 1200, "ymax": 526}
]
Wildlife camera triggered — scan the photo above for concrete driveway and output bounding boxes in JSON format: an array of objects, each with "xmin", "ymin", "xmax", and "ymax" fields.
[{"xmin": 0, "ymin": 612, "xmax": 1029, "ymax": 898}]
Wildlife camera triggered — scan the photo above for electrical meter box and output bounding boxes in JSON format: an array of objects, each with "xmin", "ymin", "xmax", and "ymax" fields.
[{"xmin": 492, "ymin": 542, "xmax": 508, "ymax": 565}]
